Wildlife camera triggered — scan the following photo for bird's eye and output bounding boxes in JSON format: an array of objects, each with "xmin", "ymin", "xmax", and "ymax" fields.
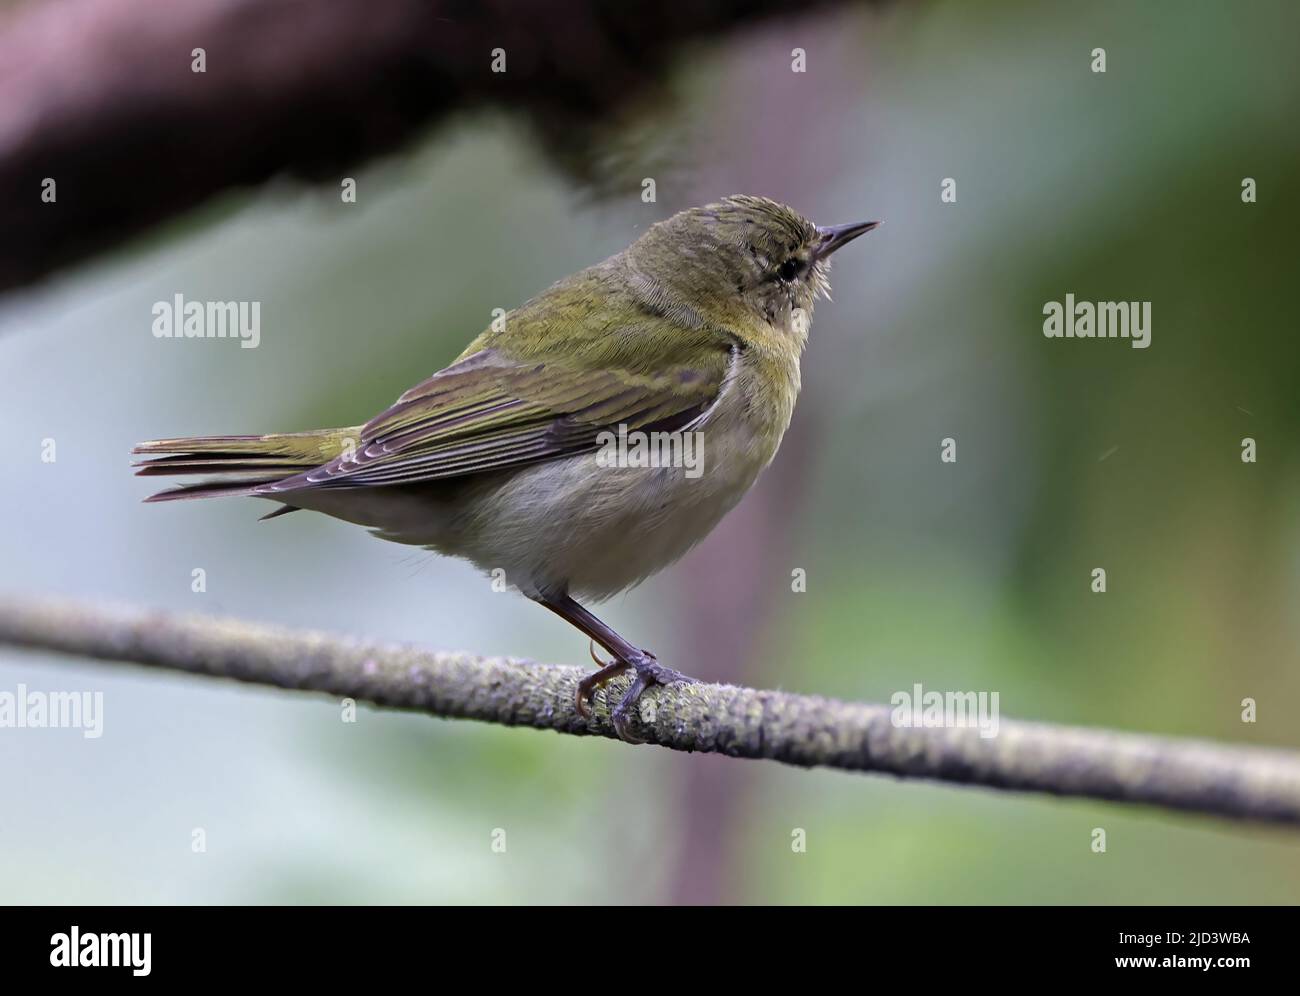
[{"xmin": 778, "ymin": 258, "xmax": 802, "ymax": 282}]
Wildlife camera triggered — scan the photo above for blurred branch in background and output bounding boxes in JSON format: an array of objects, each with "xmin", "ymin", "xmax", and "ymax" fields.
[
  {"xmin": 3, "ymin": 594, "xmax": 1299, "ymax": 829},
  {"xmin": 0, "ymin": 0, "xmax": 853, "ymax": 292}
]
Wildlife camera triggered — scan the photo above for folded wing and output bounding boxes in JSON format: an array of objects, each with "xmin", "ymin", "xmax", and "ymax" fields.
[{"xmin": 257, "ymin": 345, "xmax": 728, "ymax": 493}]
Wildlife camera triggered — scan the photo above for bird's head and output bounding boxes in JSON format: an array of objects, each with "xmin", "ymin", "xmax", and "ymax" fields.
[{"xmin": 627, "ymin": 194, "xmax": 877, "ymax": 346}]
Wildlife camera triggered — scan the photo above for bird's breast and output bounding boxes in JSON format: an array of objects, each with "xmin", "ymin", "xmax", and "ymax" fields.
[{"xmin": 331, "ymin": 347, "xmax": 803, "ymax": 602}]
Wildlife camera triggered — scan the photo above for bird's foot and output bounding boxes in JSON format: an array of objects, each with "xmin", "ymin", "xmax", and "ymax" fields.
[
  {"xmin": 576, "ymin": 647, "xmax": 629, "ymax": 719},
  {"xmin": 576, "ymin": 643, "xmax": 698, "ymax": 743}
]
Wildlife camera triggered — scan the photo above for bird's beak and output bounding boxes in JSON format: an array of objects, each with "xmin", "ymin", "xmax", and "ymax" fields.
[{"xmin": 813, "ymin": 220, "xmax": 879, "ymax": 261}]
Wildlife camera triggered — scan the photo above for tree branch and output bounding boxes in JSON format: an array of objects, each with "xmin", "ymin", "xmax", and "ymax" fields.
[
  {"xmin": 0, "ymin": 0, "xmax": 850, "ymax": 293},
  {"xmin": 1, "ymin": 594, "xmax": 1298, "ymax": 828}
]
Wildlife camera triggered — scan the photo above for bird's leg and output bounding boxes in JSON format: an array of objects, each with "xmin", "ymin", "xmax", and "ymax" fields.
[{"xmin": 534, "ymin": 592, "xmax": 697, "ymax": 741}]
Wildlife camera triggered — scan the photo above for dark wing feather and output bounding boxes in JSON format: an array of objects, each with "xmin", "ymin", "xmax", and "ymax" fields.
[{"xmin": 257, "ymin": 346, "xmax": 728, "ymax": 493}]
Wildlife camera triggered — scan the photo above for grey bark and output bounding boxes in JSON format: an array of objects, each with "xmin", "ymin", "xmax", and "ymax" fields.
[{"xmin": 1, "ymin": 594, "xmax": 1298, "ymax": 828}]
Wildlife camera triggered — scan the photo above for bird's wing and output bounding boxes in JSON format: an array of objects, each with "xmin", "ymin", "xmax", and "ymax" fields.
[{"xmin": 258, "ymin": 346, "xmax": 730, "ymax": 491}]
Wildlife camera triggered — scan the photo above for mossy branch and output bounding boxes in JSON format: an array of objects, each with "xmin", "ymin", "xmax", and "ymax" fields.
[{"xmin": 1, "ymin": 594, "xmax": 1298, "ymax": 828}]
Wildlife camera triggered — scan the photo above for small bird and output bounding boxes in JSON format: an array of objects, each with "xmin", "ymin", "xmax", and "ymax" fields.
[{"xmin": 134, "ymin": 195, "xmax": 876, "ymax": 740}]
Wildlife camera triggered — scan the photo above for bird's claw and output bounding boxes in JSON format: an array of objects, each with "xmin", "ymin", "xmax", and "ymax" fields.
[{"xmin": 576, "ymin": 641, "xmax": 698, "ymax": 742}]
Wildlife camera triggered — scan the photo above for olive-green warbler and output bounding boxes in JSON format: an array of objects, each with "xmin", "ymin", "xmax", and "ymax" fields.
[{"xmin": 134, "ymin": 195, "xmax": 876, "ymax": 740}]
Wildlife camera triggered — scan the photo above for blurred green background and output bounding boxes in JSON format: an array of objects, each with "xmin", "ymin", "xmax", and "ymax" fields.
[{"xmin": 2, "ymin": 0, "xmax": 1299, "ymax": 903}]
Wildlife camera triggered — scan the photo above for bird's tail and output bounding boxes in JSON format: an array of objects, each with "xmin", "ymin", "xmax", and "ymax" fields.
[{"xmin": 132, "ymin": 427, "xmax": 359, "ymax": 503}]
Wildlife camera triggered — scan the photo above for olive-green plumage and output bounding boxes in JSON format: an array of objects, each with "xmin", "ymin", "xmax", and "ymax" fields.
[{"xmin": 134, "ymin": 194, "xmax": 876, "ymax": 738}]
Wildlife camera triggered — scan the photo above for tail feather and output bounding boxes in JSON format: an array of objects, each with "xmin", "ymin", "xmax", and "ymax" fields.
[
  {"xmin": 134, "ymin": 459, "xmax": 319, "ymax": 477},
  {"xmin": 132, "ymin": 428, "xmax": 357, "ymax": 503},
  {"xmin": 142, "ymin": 479, "xmax": 281, "ymax": 503}
]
